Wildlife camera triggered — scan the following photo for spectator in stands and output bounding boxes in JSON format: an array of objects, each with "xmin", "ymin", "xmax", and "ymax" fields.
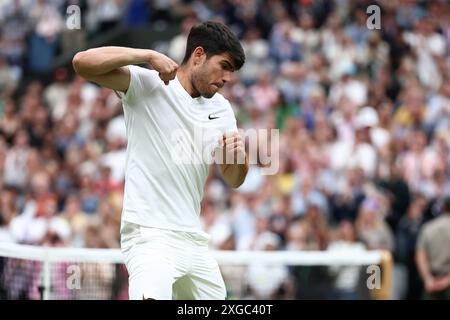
[
  {"xmin": 395, "ymin": 195, "xmax": 427, "ymax": 299},
  {"xmin": 0, "ymin": 99, "xmax": 20, "ymax": 144},
  {"xmin": 3, "ymin": 129, "xmax": 30, "ymax": 189},
  {"xmin": 327, "ymin": 220, "xmax": 366, "ymax": 299},
  {"xmin": 355, "ymin": 197, "xmax": 394, "ymax": 252},
  {"xmin": 0, "ymin": 55, "xmax": 19, "ymax": 98},
  {"xmin": 0, "ymin": 0, "xmax": 29, "ymax": 76},
  {"xmin": 330, "ymin": 167, "xmax": 366, "ymax": 223},
  {"xmin": 393, "ymin": 85, "xmax": 427, "ymax": 132},
  {"xmin": 247, "ymin": 231, "xmax": 289, "ymax": 299},
  {"xmin": 43, "ymin": 68, "xmax": 70, "ymax": 121},
  {"xmin": 168, "ymin": 16, "xmax": 198, "ymax": 64},
  {"xmin": 424, "ymin": 81, "xmax": 450, "ymax": 133},
  {"xmin": 416, "ymin": 196, "xmax": 450, "ymax": 300},
  {"xmin": 269, "ymin": 19, "xmax": 301, "ymax": 64},
  {"xmin": 0, "ymin": 188, "xmax": 17, "ymax": 243},
  {"xmin": 61, "ymin": 193, "xmax": 90, "ymax": 247},
  {"xmin": 201, "ymin": 200, "xmax": 232, "ymax": 250},
  {"xmin": 291, "ymin": 173, "xmax": 328, "ymax": 218},
  {"xmin": 399, "ymin": 130, "xmax": 440, "ymax": 193},
  {"xmin": 28, "ymin": 0, "xmax": 64, "ymax": 74}
]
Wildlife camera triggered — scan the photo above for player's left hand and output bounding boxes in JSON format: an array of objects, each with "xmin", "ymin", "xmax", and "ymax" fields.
[{"xmin": 218, "ymin": 132, "xmax": 246, "ymax": 164}]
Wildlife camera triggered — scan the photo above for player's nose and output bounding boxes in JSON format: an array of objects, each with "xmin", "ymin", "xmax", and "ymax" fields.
[{"xmin": 222, "ymin": 71, "xmax": 232, "ymax": 83}]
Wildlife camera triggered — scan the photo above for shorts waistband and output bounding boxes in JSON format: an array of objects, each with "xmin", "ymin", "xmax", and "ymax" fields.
[{"xmin": 122, "ymin": 221, "xmax": 211, "ymax": 246}]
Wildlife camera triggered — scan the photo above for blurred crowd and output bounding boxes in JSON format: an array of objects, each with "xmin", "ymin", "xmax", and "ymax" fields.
[
  {"xmin": 1, "ymin": 0, "xmax": 450, "ymax": 300},
  {"xmin": 0, "ymin": 0, "xmax": 176, "ymax": 78}
]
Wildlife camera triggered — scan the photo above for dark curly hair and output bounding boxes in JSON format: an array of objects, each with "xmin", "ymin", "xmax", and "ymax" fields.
[{"xmin": 182, "ymin": 21, "xmax": 245, "ymax": 70}]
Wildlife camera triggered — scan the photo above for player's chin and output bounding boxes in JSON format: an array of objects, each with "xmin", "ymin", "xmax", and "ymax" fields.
[{"xmin": 203, "ymin": 88, "xmax": 217, "ymax": 98}]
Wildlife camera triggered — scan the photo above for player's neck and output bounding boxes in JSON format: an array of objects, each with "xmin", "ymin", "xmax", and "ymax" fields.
[{"xmin": 177, "ymin": 67, "xmax": 200, "ymax": 98}]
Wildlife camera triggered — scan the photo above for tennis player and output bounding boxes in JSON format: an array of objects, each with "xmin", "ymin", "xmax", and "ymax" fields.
[{"xmin": 72, "ymin": 21, "xmax": 248, "ymax": 299}]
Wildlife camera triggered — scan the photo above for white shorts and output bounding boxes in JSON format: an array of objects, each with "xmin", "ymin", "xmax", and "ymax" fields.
[{"xmin": 120, "ymin": 221, "xmax": 227, "ymax": 300}]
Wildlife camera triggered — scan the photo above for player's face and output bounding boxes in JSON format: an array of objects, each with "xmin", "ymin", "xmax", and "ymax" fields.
[{"xmin": 192, "ymin": 52, "xmax": 234, "ymax": 98}]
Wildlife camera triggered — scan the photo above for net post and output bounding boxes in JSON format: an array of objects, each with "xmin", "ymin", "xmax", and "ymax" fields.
[
  {"xmin": 42, "ymin": 249, "xmax": 51, "ymax": 300},
  {"xmin": 371, "ymin": 250, "xmax": 393, "ymax": 300}
]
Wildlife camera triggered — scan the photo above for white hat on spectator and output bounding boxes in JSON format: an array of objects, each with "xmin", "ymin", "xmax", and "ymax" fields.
[
  {"xmin": 207, "ymin": 179, "xmax": 227, "ymax": 203},
  {"xmin": 355, "ymin": 106, "xmax": 379, "ymax": 129},
  {"xmin": 48, "ymin": 217, "xmax": 72, "ymax": 241},
  {"xmin": 106, "ymin": 115, "xmax": 127, "ymax": 143},
  {"xmin": 78, "ymin": 161, "xmax": 98, "ymax": 177},
  {"xmin": 254, "ymin": 231, "xmax": 281, "ymax": 250}
]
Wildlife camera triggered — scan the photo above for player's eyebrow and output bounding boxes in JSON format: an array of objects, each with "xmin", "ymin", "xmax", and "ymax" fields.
[{"xmin": 221, "ymin": 60, "xmax": 235, "ymax": 72}]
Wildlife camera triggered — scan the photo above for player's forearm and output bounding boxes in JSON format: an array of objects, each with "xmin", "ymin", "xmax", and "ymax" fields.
[
  {"xmin": 222, "ymin": 160, "xmax": 249, "ymax": 188},
  {"xmin": 73, "ymin": 46, "xmax": 155, "ymax": 77}
]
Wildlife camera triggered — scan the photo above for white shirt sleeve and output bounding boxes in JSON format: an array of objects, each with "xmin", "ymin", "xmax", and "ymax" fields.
[
  {"xmin": 120, "ymin": 65, "xmax": 161, "ymax": 104},
  {"xmin": 221, "ymin": 100, "xmax": 238, "ymax": 134}
]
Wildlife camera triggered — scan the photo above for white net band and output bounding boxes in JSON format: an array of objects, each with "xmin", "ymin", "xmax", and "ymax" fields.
[{"xmin": 0, "ymin": 243, "xmax": 384, "ymax": 265}]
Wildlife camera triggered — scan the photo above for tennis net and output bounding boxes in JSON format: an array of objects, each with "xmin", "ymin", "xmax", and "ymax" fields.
[{"xmin": 0, "ymin": 243, "xmax": 392, "ymax": 300}]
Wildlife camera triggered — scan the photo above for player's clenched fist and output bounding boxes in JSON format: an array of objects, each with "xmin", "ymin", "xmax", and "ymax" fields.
[
  {"xmin": 218, "ymin": 132, "xmax": 246, "ymax": 164},
  {"xmin": 149, "ymin": 51, "xmax": 178, "ymax": 85}
]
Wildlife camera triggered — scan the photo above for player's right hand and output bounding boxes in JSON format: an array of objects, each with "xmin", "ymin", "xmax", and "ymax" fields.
[{"xmin": 149, "ymin": 51, "xmax": 179, "ymax": 85}]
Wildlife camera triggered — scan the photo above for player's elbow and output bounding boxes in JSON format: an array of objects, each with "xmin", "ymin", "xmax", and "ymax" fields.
[
  {"xmin": 72, "ymin": 51, "xmax": 83, "ymax": 71},
  {"xmin": 72, "ymin": 51, "xmax": 90, "ymax": 78},
  {"xmin": 228, "ymin": 179, "xmax": 245, "ymax": 189},
  {"xmin": 221, "ymin": 163, "xmax": 248, "ymax": 189}
]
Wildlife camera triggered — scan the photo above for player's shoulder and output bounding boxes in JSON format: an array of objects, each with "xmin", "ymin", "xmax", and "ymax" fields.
[{"xmin": 209, "ymin": 92, "xmax": 233, "ymax": 110}]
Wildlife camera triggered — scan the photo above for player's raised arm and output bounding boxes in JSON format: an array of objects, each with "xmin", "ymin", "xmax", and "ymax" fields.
[{"xmin": 72, "ymin": 46, "xmax": 179, "ymax": 92}]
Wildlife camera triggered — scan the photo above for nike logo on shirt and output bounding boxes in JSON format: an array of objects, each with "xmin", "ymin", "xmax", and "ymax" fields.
[{"xmin": 208, "ymin": 115, "xmax": 220, "ymax": 120}]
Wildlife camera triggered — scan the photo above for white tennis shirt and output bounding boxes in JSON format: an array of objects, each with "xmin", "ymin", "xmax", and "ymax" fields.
[{"xmin": 120, "ymin": 65, "xmax": 237, "ymax": 232}]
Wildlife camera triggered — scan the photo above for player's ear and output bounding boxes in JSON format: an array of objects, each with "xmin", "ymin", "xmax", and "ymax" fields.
[{"xmin": 192, "ymin": 47, "xmax": 205, "ymax": 65}]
